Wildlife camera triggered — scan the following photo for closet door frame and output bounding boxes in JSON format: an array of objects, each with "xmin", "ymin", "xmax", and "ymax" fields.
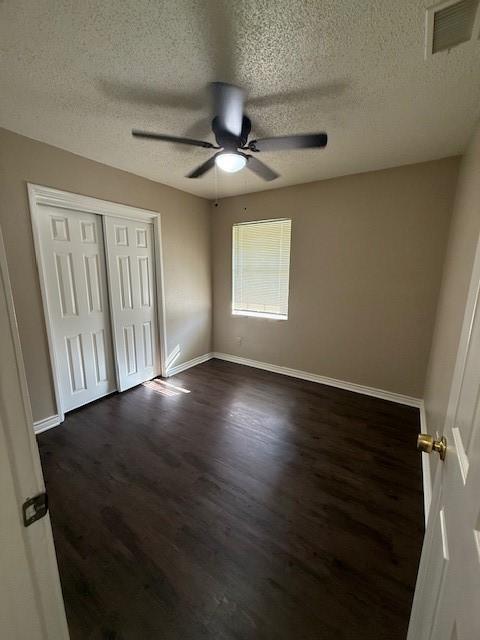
[{"xmin": 28, "ymin": 183, "xmax": 168, "ymax": 424}]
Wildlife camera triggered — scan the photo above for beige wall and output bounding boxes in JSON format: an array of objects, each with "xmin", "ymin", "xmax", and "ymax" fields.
[
  {"xmin": 424, "ymin": 124, "xmax": 480, "ymax": 444},
  {"xmin": 0, "ymin": 128, "xmax": 212, "ymax": 423},
  {"xmin": 0, "ymin": 123, "xmax": 465, "ymax": 420},
  {"xmin": 212, "ymin": 157, "xmax": 460, "ymax": 398}
]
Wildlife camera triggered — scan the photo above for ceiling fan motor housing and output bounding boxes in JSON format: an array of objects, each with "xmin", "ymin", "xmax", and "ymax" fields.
[{"xmin": 212, "ymin": 115, "xmax": 251, "ymax": 150}]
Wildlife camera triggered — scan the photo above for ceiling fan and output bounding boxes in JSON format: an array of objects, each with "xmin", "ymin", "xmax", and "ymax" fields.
[{"xmin": 132, "ymin": 82, "xmax": 328, "ymax": 181}]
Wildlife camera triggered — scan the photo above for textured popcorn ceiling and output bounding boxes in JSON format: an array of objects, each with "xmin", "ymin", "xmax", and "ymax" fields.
[{"xmin": 1, "ymin": 0, "xmax": 479, "ymax": 199}]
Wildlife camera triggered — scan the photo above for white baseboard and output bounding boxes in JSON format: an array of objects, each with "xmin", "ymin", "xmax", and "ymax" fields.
[
  {"xmin": 212, "ymin": 352, "xmax": 423, "ymax": 408},
  {"xmin": 419, "ymin": 402, "xmax": 431, "ymax": 527},
  {"xmin": 166, "ymin": 352, "xmax": 213, "ymax": 377},
  {"xmin": 34, "ymin": 414, "xmax": 61, "ymax": 434}
]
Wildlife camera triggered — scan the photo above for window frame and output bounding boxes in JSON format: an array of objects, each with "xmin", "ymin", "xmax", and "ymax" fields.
[{"xmin": 231, "ymin": 217, "xmax": 292, "ymax": 321}]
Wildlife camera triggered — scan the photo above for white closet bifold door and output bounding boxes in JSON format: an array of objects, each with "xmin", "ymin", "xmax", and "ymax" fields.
[
  {"xmin": 104, "ymin": 217, "xmax": 159, "ymax": 391},
  {"xmin": 38, "ymin": 207, "xmax": 116, "ymax": 412}
]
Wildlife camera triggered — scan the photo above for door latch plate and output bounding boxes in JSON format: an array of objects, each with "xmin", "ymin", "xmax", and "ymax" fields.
[{"xmin": 22, "ymin": 493, "xmax": 48, "ymax": 527}]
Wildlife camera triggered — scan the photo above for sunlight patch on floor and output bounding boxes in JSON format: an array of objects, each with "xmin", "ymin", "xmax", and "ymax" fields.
[{"xmin": 143, "ymin": 378, "xmax": 191, "ymax": 396}]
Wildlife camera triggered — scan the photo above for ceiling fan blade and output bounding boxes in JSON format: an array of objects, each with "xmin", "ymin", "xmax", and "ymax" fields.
[
  {"xmin": 187, "ymin": 153, "xmax": 220, "ymax": 179},
  {"xmin": 247, "ymin": 81, "xmax": 348, "ymax": 109},
  {"xmin": 248, "ymin": 133, "xmax": 328, "ymax": 153},
  {"xmin": 183, "ymin": 117, "xmax": 212, "ymax": 140},
  {"xmin": 98, "ymin": 79, "xmax": 204, "ymax": 111},
  {"xmin": 210, "ymin": 82, "xmax": 245, "ymax": 137},
  {"xmin": 246, "ymin": 156, "xmax": 279, "ymax": 182},
  {"xmin": 132, "ymin": 130, "xmax": 216, "ymax": 149},
  {"xmin": 202, "ymin": 2, "xmax": 237, "ymax": 82}
]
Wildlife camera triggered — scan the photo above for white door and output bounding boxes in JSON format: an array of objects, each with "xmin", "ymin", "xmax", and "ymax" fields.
[
  {"xmin": 408, "ymin": 239, "xmax": 480, "ymax": 638},
  {"xmin": 104, "ymin": 217, "xmax": 159, "ymax": 391},
  {"xmin": 37, "ymin": 206, "xmax": 116, "ymax": 412},
  {"xmin": 0, "ymin": 227, "xmax": 69, "ymax": 639}
]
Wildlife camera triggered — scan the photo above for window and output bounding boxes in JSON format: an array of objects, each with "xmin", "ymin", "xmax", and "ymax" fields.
[{"xmin": 232, "ymin": 218, "xmax": 292, "ymax": 320}]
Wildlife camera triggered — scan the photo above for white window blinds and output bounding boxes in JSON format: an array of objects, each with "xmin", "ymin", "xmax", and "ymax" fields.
[{"xmin": 232, "ymin": 218, "xmax": 291, "ymax": 319}]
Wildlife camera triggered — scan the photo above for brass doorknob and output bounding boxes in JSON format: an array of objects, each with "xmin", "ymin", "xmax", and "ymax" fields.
[{"xmin": 417, "ymin": 434, "xmax": 447, "ymax": 461}]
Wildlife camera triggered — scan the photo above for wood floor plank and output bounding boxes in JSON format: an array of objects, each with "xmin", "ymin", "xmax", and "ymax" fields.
[{"xmin": 38, "ymin": 359, "xmax": 424, "ymax": 639}]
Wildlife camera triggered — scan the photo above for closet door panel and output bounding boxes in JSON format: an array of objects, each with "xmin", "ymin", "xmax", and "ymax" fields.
[
  {"xmin": 104, "ymin": 217, "xmax": 159, "ymax": 391},
  {"xmin": 38, "ymin": 207, "xmax": 116, "ymax": 412}
]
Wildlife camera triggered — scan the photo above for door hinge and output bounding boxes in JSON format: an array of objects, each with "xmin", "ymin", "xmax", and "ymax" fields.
[{"xmin": 22, "ymin": 492, "xmax": 48, "ymax": 527}]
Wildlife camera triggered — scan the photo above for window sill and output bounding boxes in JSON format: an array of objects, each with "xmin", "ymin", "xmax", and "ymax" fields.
[{"xmin": 232, "ymin": 310, "xmax": 288, "ymax": 320}]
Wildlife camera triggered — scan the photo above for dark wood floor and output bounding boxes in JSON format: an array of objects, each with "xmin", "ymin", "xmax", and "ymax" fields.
[{"xmin": 38, "ymin": 359, "xmax": 424, "ymax": 640}]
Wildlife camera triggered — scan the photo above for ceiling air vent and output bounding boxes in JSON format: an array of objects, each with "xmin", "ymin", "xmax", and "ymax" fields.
[{"xmin": 426, "ymin": 0, "xmax": 480, "ymax": 56}]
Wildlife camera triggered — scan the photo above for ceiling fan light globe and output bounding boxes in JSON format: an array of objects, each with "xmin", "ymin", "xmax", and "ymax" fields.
[{"xmin": 215, "ymin": 153, "xmax": 246, "ymax": 173}]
